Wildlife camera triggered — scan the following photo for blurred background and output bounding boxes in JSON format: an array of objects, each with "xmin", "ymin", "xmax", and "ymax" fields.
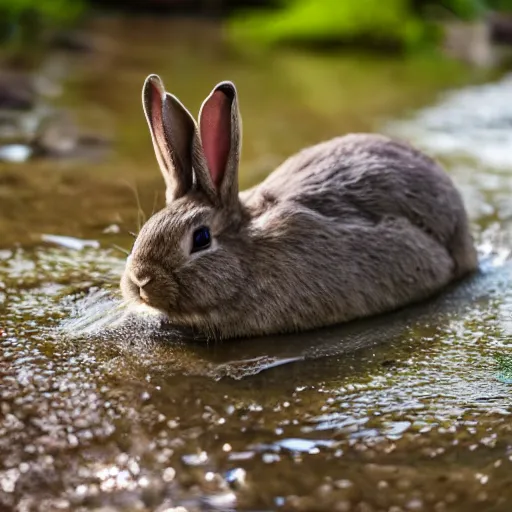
[
  {"xmin": 2, "ymin": 3, "xmax": 512, "ymax": 512},
  {"xmin": 0, "ymin": 0, "xmax": 511, "ymax": 247}
]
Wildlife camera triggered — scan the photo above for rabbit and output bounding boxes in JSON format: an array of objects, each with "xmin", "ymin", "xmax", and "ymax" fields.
[{"xmin": 120, "ymin": 74, "xmax": 478, "ymax": 341}]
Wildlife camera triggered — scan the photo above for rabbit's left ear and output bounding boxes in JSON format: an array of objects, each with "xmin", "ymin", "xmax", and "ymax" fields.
[
  {"xmin": 142, "ymin": 74, "xmax": 196, "ymax": 202},
  {"xmin": 197, "ymin": 81, "xmax": 241, "ymax": 210}
]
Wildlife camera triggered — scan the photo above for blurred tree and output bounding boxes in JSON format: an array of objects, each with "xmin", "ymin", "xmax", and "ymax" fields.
[
  {"xmin": 0, "ymin": 0, "xmax": 84, "ymax": 45},
  {"xmin": 487, "ymin": 0, "xmax": 512, "ymax": 9}
]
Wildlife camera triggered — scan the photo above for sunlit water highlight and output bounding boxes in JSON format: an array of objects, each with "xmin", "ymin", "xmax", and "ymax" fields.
[{"xmin": 1, "ymin": 16, "xmax": 512, "ymax": 512}]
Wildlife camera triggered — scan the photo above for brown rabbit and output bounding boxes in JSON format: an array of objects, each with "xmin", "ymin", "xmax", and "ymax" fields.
[{"xmin": 120, "ymin": 74, "xmax": 478, "ymax": 340}]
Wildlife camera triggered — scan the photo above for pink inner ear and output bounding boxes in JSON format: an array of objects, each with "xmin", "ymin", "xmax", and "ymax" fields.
[
  {"xmin": 150, "ymin": 83, "xmax": 166, "ymax": 149},
  {"xmin": 200, "ymin": 90, "xmax": 231, "ymax": 189}
]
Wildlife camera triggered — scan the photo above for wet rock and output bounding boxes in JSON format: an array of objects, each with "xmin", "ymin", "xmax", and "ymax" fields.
[
  {"xmin": 0, "ymin": 59, "xmax": 110, "ymax": 163},
  {"xmin": 224, "ymin": 467, "xmax": 246, "ymax": 490},
  {"xmin": 30, "ymin": 109, "xmax": 111, "ymax": 161},
  {"xmin": 489, "ymin": 12, "xmax": 512, "ymax": 46},
  {"xmin": 0, "ymin": 71, "xmax": 37, "ymax": 111},
  {"xmin": 442, "ymin": 16, "xmax": 512, "ymax": 68},
  {"xmin": 31, "ymin": 111, "xmax": 79, "ymax": 157},
  {"xmin": 443, "ymin": 21, "xmax": 496, "ymax": 68},
  {"xmin": 0, "ymin": 144, "xmax": 32, "ymax": 162},
  {"xmin": 102, "ymin": 224, "xmax": 121, "ymax": 235},
  {"xmin": 41, "ymin": 235, "xmax": 100, "ymax": 251},
  {"xmin": 334, "ymin": 502, "xmax": 351, "ymax": 512},
  {"xmin": 49, "ymin": 30, "xmax": 98, "ymax": 54}
]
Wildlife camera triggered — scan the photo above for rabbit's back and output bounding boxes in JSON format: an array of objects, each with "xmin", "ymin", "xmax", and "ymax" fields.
[
  {"xmin": 126, "ymin": 72, "xmax": 478, "ymax": 339},
  {"xmin": 251, "ymin": 133, "xmax": 477, "ymax": 278}
]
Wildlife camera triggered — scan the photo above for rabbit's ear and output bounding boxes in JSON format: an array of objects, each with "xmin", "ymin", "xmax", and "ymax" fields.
[
  {"xmin": 197, "ymin": 81, "xmax": 241, "ymax": 210},
  {"xmin": 142, "ymin": 74, "xmax": 195, "ymax": 201}
]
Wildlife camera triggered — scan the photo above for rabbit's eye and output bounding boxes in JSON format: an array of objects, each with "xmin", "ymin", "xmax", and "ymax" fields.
[{"xmin": 191, "ymin": 226, "xmax": 211, "ymax": 253}]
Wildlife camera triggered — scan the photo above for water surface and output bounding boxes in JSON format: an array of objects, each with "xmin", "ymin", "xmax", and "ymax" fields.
[{"xmin": 1, "ymin": 15, "xmax": 512, "ymax": 512}]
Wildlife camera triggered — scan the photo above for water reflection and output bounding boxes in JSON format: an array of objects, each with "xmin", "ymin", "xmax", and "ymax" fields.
[
  {"xmin": 1, "ymin": 14, "xmax": 512, "ymax": 512},
  {"xmin": 387, "ymin": 72, "xmax": 512, "ymax": 170}
]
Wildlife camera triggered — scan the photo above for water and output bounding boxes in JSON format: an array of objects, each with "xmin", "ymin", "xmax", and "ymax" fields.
[{"xmin": 1, "ymin": 15, "xmax": 512, "ymax": 512}]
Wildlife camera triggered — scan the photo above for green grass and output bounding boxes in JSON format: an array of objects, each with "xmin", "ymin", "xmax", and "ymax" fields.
[
  {"xmin": 487, "ymin": 0, "xmax": 512, "ymax": 10},
  {"xmin": 0, "ymin": 0, "xmax": 84, "ymax": 22},
  {"xmin": 229, "ymin": 0, "xmax": 429, "ymax": 50},
  {"xmin": 227, "ymin": 0, "xmax": 512, "ymax": 52},
  {"xmin": 0, "ymin": 0, "xmax": 85, "ymax": 47}
]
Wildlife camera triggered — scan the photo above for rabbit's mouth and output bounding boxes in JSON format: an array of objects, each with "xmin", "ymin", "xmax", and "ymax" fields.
[{"xmin": 120, "ymin": 267, "xmax": 177, "ymax": 313}]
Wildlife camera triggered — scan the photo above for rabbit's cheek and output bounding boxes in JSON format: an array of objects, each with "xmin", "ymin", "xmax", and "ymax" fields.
[{"xmin": 120, "ymin": 269, "xmax": 140, "ymax": 302}]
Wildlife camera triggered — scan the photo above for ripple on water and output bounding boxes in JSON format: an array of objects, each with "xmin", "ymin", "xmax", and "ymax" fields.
[
  {"xmin": 386, "ymin": 72, "xmax": 512, "ymax": 171},
  {"xmin": 1, "ymin": 235, "xmax": 512, "ymax": 511},
  {"xmin": 2, "ymin": 62, "xmax": 512, "ymax": 511}
]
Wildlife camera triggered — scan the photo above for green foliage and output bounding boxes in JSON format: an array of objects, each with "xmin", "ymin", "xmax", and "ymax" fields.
[
  {"xmin": 0, "ymin": 0, "xmax": 84, "ymax": 22},
  {"xmin": 227, "ymin": 0, "xmax": 511, "ymax": 52},
  {"xmin": 487, "ymin": 0, "xmax": 512, "ymax": 10},
  {"xmin": 0, "ymin": 0, "xmax": 85, "ymax": 47},
  {"xmin": 229, "ymin": 0, "xmax": 432, "ymax": 50},
  {"xmin": 439, "ymin": 0, "xmax": 486, "ymax": 19}
]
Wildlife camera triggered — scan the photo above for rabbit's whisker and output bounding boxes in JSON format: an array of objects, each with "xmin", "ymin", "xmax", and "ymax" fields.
[
  {"xmin": 151, "ymin": 191, "xmax": 161, "ymax": 216},
  {"xmin": 112, "ymin": 244, "xmax": 130, "ymax": 256},
  {"xmin": 122, "ymin": 180, "xmax": 147, "ymax": 233}
]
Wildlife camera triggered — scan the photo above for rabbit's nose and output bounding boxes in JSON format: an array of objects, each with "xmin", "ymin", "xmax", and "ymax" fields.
[
  {"xmin": 139, "ymin": 286, "xmax": 151, "ymax": 304},
  {"xmin": 130, "ymin": 273, "xmax": 153, "ymax": 303}
]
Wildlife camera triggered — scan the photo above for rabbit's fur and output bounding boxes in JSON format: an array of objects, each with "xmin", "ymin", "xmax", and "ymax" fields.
[{"xmin": 121, "ymin": 74, "xmax": 478, "ymax": 340}]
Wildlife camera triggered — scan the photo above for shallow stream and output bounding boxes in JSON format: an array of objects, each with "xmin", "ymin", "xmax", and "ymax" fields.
[{"xmin": 1, "ymin": 15, "xmax": 512, "ymax": 512}]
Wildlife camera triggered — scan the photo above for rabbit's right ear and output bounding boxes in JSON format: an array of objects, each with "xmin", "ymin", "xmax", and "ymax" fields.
[
  {"xmin": 197, "ymin": 81, "xmax": 241, "ymax": 211},
  {"xmin": 142, "ymin": 74, "xmax": 195, "ymax": 202}
]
